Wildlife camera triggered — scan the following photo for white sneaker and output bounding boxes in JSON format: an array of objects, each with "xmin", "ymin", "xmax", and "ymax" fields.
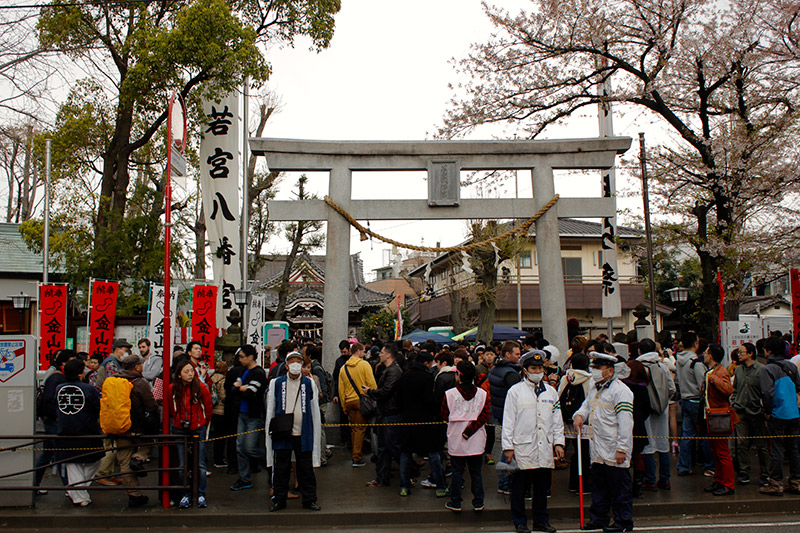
[{"xmin": 420, "ymin": 478, "xmax": 437, "ymax": 489}]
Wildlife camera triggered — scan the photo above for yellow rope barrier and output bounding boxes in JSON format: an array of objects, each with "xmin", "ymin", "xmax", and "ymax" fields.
[{"xmin": 323, "ymin": 194, "xmax": 560, "ymax": 251}]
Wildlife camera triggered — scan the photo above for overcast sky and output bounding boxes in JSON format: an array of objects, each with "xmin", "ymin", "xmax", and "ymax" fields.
[{"xmin": 256, "ymin": 0, "xmax": 649, "ymax": 279}]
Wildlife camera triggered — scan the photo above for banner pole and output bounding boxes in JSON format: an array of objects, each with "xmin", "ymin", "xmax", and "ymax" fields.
[{"xmin": 577, "ymin": 432, "xmax": 585, "ymax": 528}]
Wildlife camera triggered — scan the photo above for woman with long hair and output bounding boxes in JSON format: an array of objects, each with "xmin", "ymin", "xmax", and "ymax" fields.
[{"xmin": 167, "ymin": 359, "xmax": 213, "ymax": 509}]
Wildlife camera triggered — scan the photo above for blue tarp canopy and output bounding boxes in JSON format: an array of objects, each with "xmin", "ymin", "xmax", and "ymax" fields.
[
  {"xmin": 463, "ymin": 325, "xmax": 527, "ymax": 342},
  {"xmin": 400, "ymin": 329, "xmax": 456, "ymax": 345}
]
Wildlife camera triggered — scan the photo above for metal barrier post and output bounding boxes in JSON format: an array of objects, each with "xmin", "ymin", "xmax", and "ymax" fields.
[{"xmin": 191, "ymin": 434, "xmax": 200, "ymax": 503}]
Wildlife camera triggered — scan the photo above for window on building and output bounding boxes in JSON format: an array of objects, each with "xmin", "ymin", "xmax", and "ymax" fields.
[
  {"xmin": 519, "ymin": 251, "xmax": 532, "ymax": 268},
  {"xmin": 562, "ymin": 257, "xmax": 582, "ymax": 283}
]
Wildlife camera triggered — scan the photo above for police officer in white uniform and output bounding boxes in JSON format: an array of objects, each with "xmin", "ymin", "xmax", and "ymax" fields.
[
  {"xmin": 502, "ymin": 350, "xmax": 565, "ymax": 533},
  {"xmin": 574, "ymin": 351, "xmax": 634, "ymax": 532}
]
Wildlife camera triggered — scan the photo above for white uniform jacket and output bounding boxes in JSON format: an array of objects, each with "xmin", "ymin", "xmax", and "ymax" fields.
[
  {"xmin": 575, "ymin": 377, "xmax": 634, "ymax": 468},
  {"xmin": 501, "ymin": 379, "xmax": 565, "ymax": 470}
]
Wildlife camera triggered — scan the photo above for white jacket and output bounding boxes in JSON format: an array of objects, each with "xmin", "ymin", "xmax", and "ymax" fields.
[
  {"xmin": 501, "ymin": 378, "xmax": 565, "ymax": 470},
  {"xmin": 575, "ymin": 377, "xmax": 634, "ymax": 468}
]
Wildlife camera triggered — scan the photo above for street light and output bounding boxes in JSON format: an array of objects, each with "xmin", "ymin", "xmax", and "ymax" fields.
[
  {"xmin": 666, "ymin": 287, "xmax": 690, "ymax": 338},
  {"xmin": 232, "ymin": 288, "xmax": 251, "ymax": 347},
  {"xmin": 9, "ymin": 292, "xmax": 32, "ymax": 333}
]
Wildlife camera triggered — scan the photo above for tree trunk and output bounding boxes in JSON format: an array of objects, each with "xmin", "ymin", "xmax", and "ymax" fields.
[
  {"xmin": 96, "ymin": 99, "xmax": 135, "ymax": 248},
  {"xmin": 476, "ymin": 272, "xmax": 497, "ymax": 344},
  {"xmin": 273, "ymin": 220, "xmax": 306, "ymax": 321}
]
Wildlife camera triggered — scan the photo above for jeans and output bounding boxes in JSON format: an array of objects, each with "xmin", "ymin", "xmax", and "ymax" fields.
[
  {"xmin": 498, "ymin": 448, "xmax": 513, "ymax": 491},
  {"xmin": 767, "ymin": 417, "xmax": 800, "ymax": 482},
  {"xmin": 236, "ymin": 413, "xmax": 265, "ymax": 483},
  {"xmin": 449, "ymin": 454, "xmax": 484, "ymax": 508},
  {"xmin": 678, "ymin": 399, "xmax": 713, "ymax": 473},
  {"xmin": 400, "ymin": 450, "xmax": 444, "ymax": 490},
  {"xmin": 642, "ymin": 452, "xmax": 671, "ymax": 485},
  {"xmin": 34, "ymin": 419, "xmax": 66, "ymax": 487},
  {"xmin": 172, "ymin": 425, "xmax": 207, "ymax": 497},
  {"xmin": 376, "ymin": 414, "xmax": 402, "ymax": 485}
]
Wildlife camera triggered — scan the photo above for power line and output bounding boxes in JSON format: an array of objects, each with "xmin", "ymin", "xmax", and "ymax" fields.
[{"xmin": 0, "ymin": 0, "xmax": 151, "ymax": 10}]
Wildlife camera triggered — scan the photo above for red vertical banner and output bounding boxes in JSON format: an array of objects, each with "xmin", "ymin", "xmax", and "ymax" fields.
[
  {"xmin": 191, "ymin": 285, "xmax": 217, "ymax": 362},
  {"xmin": 39, "ymin": 284, "xmax": 68, "ymax": 370},
  {"xmin": 88, "ymin": 280, "xmax": 119, "ymax": 359},
  {"xmin": 718, "ymin": 270, "xmax": 725, "ymax": 341},
  {"xmin": 791, "ymin": 268, "xmax": 800, "ymax": 348}
]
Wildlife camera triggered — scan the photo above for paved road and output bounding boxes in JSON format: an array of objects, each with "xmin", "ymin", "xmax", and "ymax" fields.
[{"xmin": 14, "ymin": 514, "xmax": 800, "ymax": 532}]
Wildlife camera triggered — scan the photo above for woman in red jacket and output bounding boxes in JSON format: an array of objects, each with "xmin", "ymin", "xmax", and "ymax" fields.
[{"xmin": 168, "ymin": 359, "xmax": 213, "ymax": 509}]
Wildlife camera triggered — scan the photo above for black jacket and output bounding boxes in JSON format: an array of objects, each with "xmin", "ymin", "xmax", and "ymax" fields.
[
  {"xmin": 397, "ymin": 363, "xmax": 445, "ymax": 453},
  {"xmin": 55, "ymin": 380, "xmax": 104, "ymax": 463},
  {"xmin": 231, "ymin": 365, "xmax": 267, "ymax": 420},
  {"xmin": 488, "ymin": 359, "xmax": 521, "ymax": 421},
  {"xmin": 41, "ymin": 371, "xmax": 66, "ymax": 421},
  {"xmin": 368, "ymin": 361, "xmax": 402, "ymax": 418}
]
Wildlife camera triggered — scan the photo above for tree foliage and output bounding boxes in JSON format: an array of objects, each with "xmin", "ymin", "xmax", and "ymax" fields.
[
  {"xmin": 442, "ymin": 0, "xmax": 800, "ymax": 338},
  {"xmin": 360, "ymin": 306, "xmax": 412, "ymax": 343}
]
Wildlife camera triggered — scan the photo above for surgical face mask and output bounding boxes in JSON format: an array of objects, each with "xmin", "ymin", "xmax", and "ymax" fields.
[
  {"xmin": 591, "ymin": 368, "xmax": 606, "ymax": 382},
  {"xmin": 288, "ymin": 362, "xmax": 302, "ymax": 375},
  {"xmin": 527, "ymin": 372, "xmax": 544, "ymax": 384}
]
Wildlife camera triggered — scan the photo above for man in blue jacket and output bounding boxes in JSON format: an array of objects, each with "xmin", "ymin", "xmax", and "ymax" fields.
[{"xmin": 489, "ymin": 340, "xmax": 522, "ymax": 494}]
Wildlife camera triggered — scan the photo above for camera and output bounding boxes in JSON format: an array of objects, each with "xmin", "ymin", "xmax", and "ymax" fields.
[{"xmin": 180, "ymin": 420, "xmax": 191, "ymax": 430}]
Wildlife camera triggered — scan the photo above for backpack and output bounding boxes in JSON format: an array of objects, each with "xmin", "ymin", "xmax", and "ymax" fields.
[
  {"xmin": 560, "ymin": 382, "xmax": 586, "ymax": 424},
  {"xmin": 312, "ymin": 361, "xmax": 332, "ymax": 404},
  {"xmin": 35, "ymin": 382, "xmax": 46, "ymax": 419},
  {"xmin": 100, "ymin": 376, "xmax": 134, "ymax": 435},
  {"xmin": 771, "ymin": 362, "xmax": 800, "ymax": 420},
  {"xmin": 644, "ymin": 361, "xmax": 670, "ymax": 415}
]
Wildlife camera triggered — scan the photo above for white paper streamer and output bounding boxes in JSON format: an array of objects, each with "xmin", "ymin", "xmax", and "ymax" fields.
[
  {"xmin": 491, "ymin": 242, "xmax": 501, "ymax": 270},
  {"xmin": 461, "ymin": 250, "xmax": 474, "ymax": 276}
]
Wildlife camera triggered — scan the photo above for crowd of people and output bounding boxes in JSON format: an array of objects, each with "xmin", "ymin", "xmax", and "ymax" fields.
[{"xmin": 33, "ymin": 327, "xmax": 800, "ymax": 533}]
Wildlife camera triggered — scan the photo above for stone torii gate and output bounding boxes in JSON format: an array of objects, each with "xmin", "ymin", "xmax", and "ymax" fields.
[{"xmin": 250, "ymin": 137, "xmax": 632, "ymax": 368}]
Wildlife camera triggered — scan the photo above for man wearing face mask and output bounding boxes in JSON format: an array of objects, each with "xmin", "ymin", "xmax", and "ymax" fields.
[
  {"xmin": 265, "ymin": 351, "xmax": 322, "ymax": 512},
  {"xmin": 502, "ymin": 350, "xmax": 565, "ymax": 533},
  {"xmin": 574, "ymin": 352, "xmax": 634, "ymax": 533}
]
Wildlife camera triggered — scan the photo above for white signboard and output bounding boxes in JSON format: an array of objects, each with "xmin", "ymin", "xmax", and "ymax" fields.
[
  {"xmin": 147, "ymin": 283, "xmax": 178, "ymax": 358},
  {"xmin": 247, "ymin": 294, "xmax": 265, "ymax": 365},
  {"xmin": 200, "ymin": 92, "xmax": 242, "ymax": 327}
]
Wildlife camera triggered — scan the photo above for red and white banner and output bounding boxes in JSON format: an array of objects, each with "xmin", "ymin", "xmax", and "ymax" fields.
[
  {"xmin": 88, "ymin": 279, "xmax": 119, "ymax": 359},
  {"xmin": 191, "ymin": 285, "xmax": 217, "ymax": 362},
  {"xmin": 791, "ymin": 268, "xmax": 800, "ymax": 346},
  {"xmin": 39, "ymin": 284, "xmax": 68, "ymax": 370}
]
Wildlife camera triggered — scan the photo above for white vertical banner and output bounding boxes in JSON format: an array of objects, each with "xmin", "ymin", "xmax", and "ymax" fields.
[
  {"xmin": 147, "ymin": 283, "xmax": 178, "ymax": 359},
  {"xmin": 247, "ymin": 294, "xmax": 265, "ymax": 364},
  {"xmin": 597, "ymin": 64, "xmax": 622, "ymax": 318},
  {"xmin": 200, "ymin": 93, "xmax": 242, "ymax": 327}
]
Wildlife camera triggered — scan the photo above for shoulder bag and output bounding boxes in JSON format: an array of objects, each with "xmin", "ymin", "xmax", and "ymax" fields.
[
  {"xmin": 269, "ymin": 382, "xmax": 302, "ymax": 441},
  {"xmin": 344, "ymin": 365, "xmax": 377, "ymax": 419},
  {"xmin": 704, "ymin": 371, "xmax": 733, "ymax": 436}
]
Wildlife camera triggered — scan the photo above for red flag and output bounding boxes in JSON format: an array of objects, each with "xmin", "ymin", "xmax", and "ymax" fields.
[
  {"xmin": 791, "ymin": 268, "xmax": 800, "ymax": 348},
  {"xmin": 39, "ymin": 284, "xmax": 68, "ymax": 370},
  {"xmin": 88, "ymin": 280, "xmax": 119, "ymax": 359},
  {"xmin": 718, "ymin": 270, "xmax": 724, "ymax": 341},
  {"xmin": 191, "ymin": 285, "xmax": 217, "ymax": 362}
]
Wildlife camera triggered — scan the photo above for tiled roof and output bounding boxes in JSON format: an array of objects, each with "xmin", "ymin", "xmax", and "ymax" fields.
[
  {"xmin": 739, "ymin": 294, "xmax": 790, "ymax": 315},
  {"xmin": 0, "ymin": 223, "xmax": 44, "ymax": 275},
  {"xmin": 252, "ymin": 252, "xmax": 393, "ymax": 311}
]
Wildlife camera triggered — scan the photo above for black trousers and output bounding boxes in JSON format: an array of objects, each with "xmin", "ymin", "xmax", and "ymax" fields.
[
  {"xmin": 272, "ymin": 436, "xmax": 316, "ymax": 506},
  {"xmin": 511, "ymin": 468, "xmax": 551, "ymax": 526},
  {"xmin": 589, "ymin": 463, "xmax": 633, "ymax": 529}
]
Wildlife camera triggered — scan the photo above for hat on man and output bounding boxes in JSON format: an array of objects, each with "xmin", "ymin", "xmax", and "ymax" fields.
[
  {"xmin": 120, "ymin": 354, "xmax": 143, "ymax": 369},
  {"xmin": 286, "ymin": 351, "xmax": 303, "ymax": 363},
  {"xmin": 112, "ymin": 339, "xmax": 133, "ymax": 350},
  {"xmin": 519, "ymin": 349, "xmax": 546, "ymax": 368},
  {"xmin": 589, "ymin": 351, "xmax": 617, "ymax": 367}
]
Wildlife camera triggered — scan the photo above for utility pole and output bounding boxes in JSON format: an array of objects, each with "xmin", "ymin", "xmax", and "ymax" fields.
[{"xmin": 639, "ymin": 133, "xmax": 658, "ymax": 330}]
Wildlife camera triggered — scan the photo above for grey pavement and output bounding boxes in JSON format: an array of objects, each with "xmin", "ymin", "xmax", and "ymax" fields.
[{"xmin": 2, "ymin": 443, "xmax": 800, "ymax": 530}]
